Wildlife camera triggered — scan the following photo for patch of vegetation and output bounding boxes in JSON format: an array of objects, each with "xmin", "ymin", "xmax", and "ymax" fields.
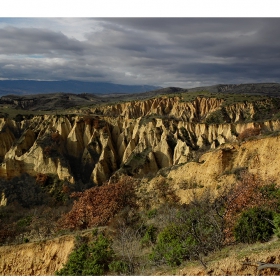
[
  {"xmin": 273, "ymin": 214, "xmax": 280, "ymax": 239},
  {"xmin": 234, "ymin": 207, "xmax": 274, "ymax": 244},
  {"xmin": 205, "ymin": 109, "xmax": 225, "ymax": 125},
  {"xmin": 146, "ymin": 208, "xmax": 157, "ymax": 219},
  {"xmin": 109, "ymin": 260, "xmax": 130, "ymax": 275},
  {"xmin": 253, "ymin": 99, "xmax": 280, "ymax": 121},
  {"xmin": 58, "ymin": 176, "xmax": 137, "ymax": 230},
  {"xmin": 39, "ymin": 174, "xmax": 73, "ymax": 205},
  {"xmin": 223, "ymin": 171, "xmax": 280, "ymax": 243},
  {"xmin": 141, "ymin": 225, "xmax": 157, "ymax": 247},
  {"xmin": 56, "ymin": 233, "xmax": 114, "ymax": 276},
  {"xmin": 149, "ymin": 223, "xmax": 192, "ymax": 266},
  {"xmin": 0, "ymin": 172, "xmax": 77, "ymax": 245},
  {"xmin": 0, "ymin": 173, "xmax": 49, "ymax": 208},
  {"xmin": 237, "ymin": 127, "xmax": 261, "ymax": 142},
  {"xmin": 222, "ymin": 94, "xmax": 269, "ymax": 107},
  {"xmin": 222, "ymin": 167, "xmax": 248, "ymax": 179},
  {"xmin": 179, "ymin": 179, "xmax": 204, "ymax": 190},
  {"xmin": 148, "ymin": 192, "xmax": 225, "ymax": 268},
  {"xmin": 0, "ymin": 104, "xmax": 48, "ymax": 119}
]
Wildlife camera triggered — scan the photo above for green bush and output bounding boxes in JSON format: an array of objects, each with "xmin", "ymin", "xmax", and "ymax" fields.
[
  {"xmin": 146, "ymin": 208, "xmax": 157, "ymax": 219},
  {"xmin": 260, "ymin": 184, "xmax": 280, "ymax": 212},
  {"xmin": 149, "ymin": 223, "xmax": 195, "ymax": 266},
  {"xmin": 234, "ymin": 207, "xmax": 274, "ymax": 244},
  {"xmin": 109, "ymin": 260, "xmax": 129, "ymax": 275},
  {"xmin": 16, "ymin": 216, "xmax": 32, "ymax": 229},
  {"xmin": 56, "ymin": 234, "xmax": 114, "ymax": 276},
  {"xmin": 273, "ymin": 214, "xmax": 280, "ymax": 238},
  {"xmin": 141, "ymin": 225, "xmax": 157, "ymax": 246},
  {"xmin": 149, "ymin": 191, "xmax": 225, "ymax": 268},
  {"xmin": 205, "ymin": 109, "xmax": 224, "ymax": 125}
]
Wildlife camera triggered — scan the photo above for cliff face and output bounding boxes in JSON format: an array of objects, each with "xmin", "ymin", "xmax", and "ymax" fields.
[
  {"xmin": 0, "ymin": 235, "xmax": 74, "ymax": 276},
  {"xmin": 0, "ymin": 96, "xmax": 279, "ymax": 187},
  {"xmin": 91, "ymin": 97, "xmax": 224, "ymax": 121},
  {"xmin": 90, "ymin": 96, "xmax": 272, "ymax": 123},
  {"xmin": 159, "ymin": 135, "xmax": 280, "ymax": 204}
]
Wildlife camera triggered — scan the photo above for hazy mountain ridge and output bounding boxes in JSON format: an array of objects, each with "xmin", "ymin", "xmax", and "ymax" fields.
[{"xmin": 0, "ymin": 80, "xmax": 160, "ymax": 95}]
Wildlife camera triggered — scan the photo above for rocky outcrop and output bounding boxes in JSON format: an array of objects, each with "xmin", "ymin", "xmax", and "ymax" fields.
[
  {"xmin": 90, "ymin": 96, "xmax": 276, "ymax": 123},
  {"xmin": 91, "ymin": 96, "xmax": 224, "ymax": 121},
  {"xmin": 0, "ymin": 97, "xmax": 279, "ymax": 186},
  {"xmin": 158, "ymin": 134, "xmax": 280, "ymax": 204}
]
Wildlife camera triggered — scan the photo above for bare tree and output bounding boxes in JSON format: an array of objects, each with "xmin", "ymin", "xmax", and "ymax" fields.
[{"xmin": 111, "ymin": 220, "xmax": 143, "ymax": 275}]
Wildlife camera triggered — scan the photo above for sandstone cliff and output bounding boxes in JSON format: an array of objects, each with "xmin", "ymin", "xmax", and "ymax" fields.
[
  {"xmin": 0, "ymin": 235, "xmax": 74, "ymax": 276},
  {"xmin": 0, "ymin": 96, "xmax": 279, "ymax": 189}
]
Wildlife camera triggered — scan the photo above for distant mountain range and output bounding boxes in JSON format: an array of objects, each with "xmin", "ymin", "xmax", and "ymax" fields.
[
  {"xmin": 1, "ymin": 80, "xmax": 280, "ymax": 99},
  {"xmin": 0, "ymin": 80, "xmax": 161, "ymax": 95}
]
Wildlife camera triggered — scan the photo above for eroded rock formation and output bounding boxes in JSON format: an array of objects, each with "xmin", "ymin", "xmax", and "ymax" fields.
[{"xmin": 0, "ymin": 96, "xmax": 279, "ymax": 186}]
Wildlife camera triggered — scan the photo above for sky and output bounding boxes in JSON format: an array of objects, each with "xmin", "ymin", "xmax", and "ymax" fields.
[{"xmin": 0, "ymin": 7, "xmax": 279, "ymax": 88}]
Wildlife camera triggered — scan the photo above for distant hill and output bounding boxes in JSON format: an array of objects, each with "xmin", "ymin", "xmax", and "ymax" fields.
[
  {"xmin": 187, "ymin": 83, "xmax": 280, "ymax": 96},
  {"xmin": 0, "ymin": 80, "xmax": 160, "ymax": 95}
]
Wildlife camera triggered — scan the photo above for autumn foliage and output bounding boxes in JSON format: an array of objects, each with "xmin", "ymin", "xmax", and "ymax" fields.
[
  {"xmin": 223, "ymin": 171, "xmax": 277, "ymax": 242},
  {"xmin": 36, "ymin": 173, "xmax": 48, "ymax": 186},
  {"xmin": 237, "ymin": 127, "xmax": 261, "ymax": 142},
  {"xmin": 51, "ymin": 131, "xmax": 61, "ymax": 143},
  {"xmin": 0, "ymin": 228, "xmax": 16, "ymax": 244},
  {"xmin": 58, "ymin": 176, "xmax": 137, "ymax": 230}
]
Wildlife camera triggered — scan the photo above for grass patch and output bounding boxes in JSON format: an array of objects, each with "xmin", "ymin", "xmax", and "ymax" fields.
[{"xmin": 236, "ymin": 237, "xmax": 280, "ymax": 260}]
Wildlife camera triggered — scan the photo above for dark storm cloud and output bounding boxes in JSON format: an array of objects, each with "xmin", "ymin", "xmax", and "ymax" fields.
[
  {"xmin": 0, "ymin": 57, "xmax": 105, "ymax": 81},
  {"xmin": 96, "ymin": 18, "xmax": 254, "ymax": 34},
  {"xmin": 1, "ymin": 18, "xmax": 280, "ymax": 87},
  {"xmin": 0, "ymin": 26, "xmax": 84, "ymax": 55}
]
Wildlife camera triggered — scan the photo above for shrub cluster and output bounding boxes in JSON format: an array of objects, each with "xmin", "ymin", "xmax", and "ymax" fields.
[
  {"xmin": 147, "ymin": 190, "xmax": 225, "ymax": 268},
  {"xmin": 205, "ymin": 109, "xmax": 224, "ymax": 125},
  {"xmin": 223, "ymin": 172, "xmax": 278, "ymax": 242},
  {"xmin": 237, "ymin": 127, "xmax": 261, "ymax": 142},
  {"xmin": 234, "ymin": 207, "xmax": 274, "ymax": 243},
  {"xmin": 56, "ymin": 233, "xmax": 114, "ymax": 276},
  {"xmin": 58, "ymin": 176, "xmax": 137, "ymax": 230},
  {"xmin": 0, "ymin": 173, "xmax": 74, "ymax": 245}
]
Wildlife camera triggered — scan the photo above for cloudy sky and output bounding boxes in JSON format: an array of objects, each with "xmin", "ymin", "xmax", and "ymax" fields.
[{"xmin": 0, "ymin": 17, "xmax": 279, "ymax": 88}]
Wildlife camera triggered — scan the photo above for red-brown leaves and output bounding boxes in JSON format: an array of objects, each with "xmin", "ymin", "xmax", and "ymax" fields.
[
  {"xmin": 36, "ymin": 173, "xmax": 48, "ymax": 186},
  {"xmin": 237, "ymin": 127, "xmax": 261, "ymax": 142},
  {"xmin": 51, "ymin": 132, "xmax": 61, "ymax": 143},
  {"xmin": 58, "ymin": 176, "xmax": 137, "ymax": 230},
  {"xmin": 224, "ymin": 171, "xmax": 276, "ymax": 242},
  {"xmin": 93, "ymin": 118, "xmax": 99, "ymax": 129}
]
